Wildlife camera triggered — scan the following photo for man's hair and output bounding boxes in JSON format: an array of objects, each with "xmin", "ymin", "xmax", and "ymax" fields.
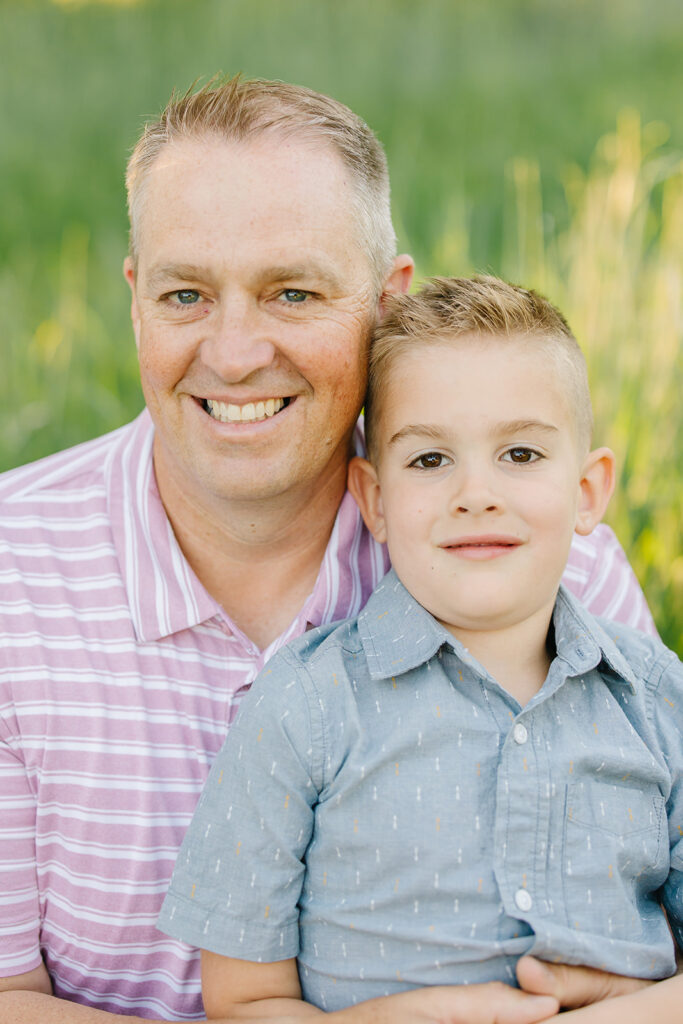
[
  {"xmin": 126, "ymin": 74, "xmax": 397, "ymax": 289},
  {"xmin": 365, "ymin": 275, "xmax": 593, "ymax": 462}
]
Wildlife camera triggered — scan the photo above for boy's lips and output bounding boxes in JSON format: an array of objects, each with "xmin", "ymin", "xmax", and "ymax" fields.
[{"xmin": 440, "ymin": 535, "xmax": 522, "ymax": 560}]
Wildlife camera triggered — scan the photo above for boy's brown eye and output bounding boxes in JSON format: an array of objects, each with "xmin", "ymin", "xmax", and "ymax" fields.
[
  {"xmin": 413, "ymin": 452, "xmax": 446, "ymax": 469},
  {"xmin": 506, "ymin": 448, "xmax": 539, "ymax": 463}
]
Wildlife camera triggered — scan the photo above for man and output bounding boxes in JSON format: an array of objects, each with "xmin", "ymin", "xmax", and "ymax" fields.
[{"xmin": 0, "ymin": 76, "xmax": 654, "ymax": 1023}]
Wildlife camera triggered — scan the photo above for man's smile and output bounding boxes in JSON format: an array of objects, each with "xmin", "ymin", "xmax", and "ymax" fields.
[{"xmin": 201, "ymin": 396, "xmax": 292, "ymax": 423}]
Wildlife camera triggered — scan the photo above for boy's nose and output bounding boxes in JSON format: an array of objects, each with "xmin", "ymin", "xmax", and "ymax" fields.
[{"xmin": 447, "ymin": 467, "xmax": 503, "ymax": 516}]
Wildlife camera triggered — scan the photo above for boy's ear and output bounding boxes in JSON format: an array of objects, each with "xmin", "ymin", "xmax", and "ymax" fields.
[
  {"xmin": 575, "ymin": 447, "xmax": 616, "ymax": 536},
  {"xmin": 347, "ymin": 456, "xmax": 387, "ymax": 544}
]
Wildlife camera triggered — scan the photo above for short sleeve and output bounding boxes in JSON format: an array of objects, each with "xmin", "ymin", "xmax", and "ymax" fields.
[
  {"xmin": 564, "ymin": 524, "xmax": 657, "ymax": 635},
  {"xmin": 650, "ymin": 649, "xmax": 683, "ymax": 950},
  {"xmin": 0, "ymin": 728, "xmax": 43, "ymax": 977},
  {"xmin": 157, "ymin": 649, "xmax": 323, "ymax": 962}
]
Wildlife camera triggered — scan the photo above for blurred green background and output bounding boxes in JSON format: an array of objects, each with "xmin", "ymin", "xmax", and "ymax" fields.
[{"xmin": 1, "ymin": 0, "xmax": 681, "ymax": 651}]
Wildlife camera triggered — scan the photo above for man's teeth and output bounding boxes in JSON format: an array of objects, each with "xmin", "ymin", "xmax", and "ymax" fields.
[{"xmin": 204, "ymin": 398, "xmax": 286, "ymax": 423}]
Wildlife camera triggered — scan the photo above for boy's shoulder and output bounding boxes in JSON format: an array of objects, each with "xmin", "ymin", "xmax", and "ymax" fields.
[
  {"xmin": 557, "ymin": 585, "xmax": 680, "ymax": 691},
  {"xmin": 594, "ymin": 614, "xmax": 680, "ymax": 688}
]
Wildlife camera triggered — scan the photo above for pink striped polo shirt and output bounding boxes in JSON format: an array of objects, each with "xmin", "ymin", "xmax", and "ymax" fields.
[{"xmin": 0, "ymin": 410, "xmax": 655, "ymax": 1020}]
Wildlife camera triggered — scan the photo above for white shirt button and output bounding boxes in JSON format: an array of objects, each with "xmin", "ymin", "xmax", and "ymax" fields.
[
  {"xmin": 513, "ymin": 723, "xmax": 528, "ymax": 745},
  {"xmin": 515, "ymin": 888, "xmax": 533, "ymax": 912}
]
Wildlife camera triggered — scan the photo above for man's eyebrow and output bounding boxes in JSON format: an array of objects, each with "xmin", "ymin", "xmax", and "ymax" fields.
[
  {"xmin": 265, "ymin": 263, "xmax": 344, "ymax": 290},
  {"xmin": 146, "ymin": 264, "xmax": 211, "ymax": 289},
  {"xmin": 145, "ymin": 262, "xmax": 344, "ymax": 291}
]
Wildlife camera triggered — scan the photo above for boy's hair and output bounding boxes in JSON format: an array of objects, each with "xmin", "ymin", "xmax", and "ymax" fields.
[
  {"xmin": 365, "ymin": 275, "xmax": 593, "ymax": 462},
  {"xmin": 126, "ymin": 74, "xmax": 396, "ymax": 290}
]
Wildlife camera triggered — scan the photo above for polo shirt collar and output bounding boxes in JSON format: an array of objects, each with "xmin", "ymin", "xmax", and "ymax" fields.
[
  {"xmin": 106, "ymin": 413, "xmax": 381, "ymax": 646},
  {"xmin": 106, "ymin": 411, "xmax": 221, "ymax": 642},
  {"xmin": 358, "ymin": 569, "xmax": 637, "ymax": 693}
]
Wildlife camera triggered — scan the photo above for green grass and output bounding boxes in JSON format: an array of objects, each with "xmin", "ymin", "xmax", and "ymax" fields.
[{"xmin": 0, "ymin": 0, "xmax": 681, "ymax": 650}]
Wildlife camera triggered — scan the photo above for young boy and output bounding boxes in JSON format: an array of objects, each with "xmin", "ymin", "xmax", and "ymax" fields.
[{"xmin": 158, "ymin": 276, "xmax": 683, "ymax": 1020}]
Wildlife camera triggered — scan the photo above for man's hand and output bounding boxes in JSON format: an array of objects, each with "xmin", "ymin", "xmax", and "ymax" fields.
[
  {"xmin": 516, "ymin": 956, "xmax": 652, "ymax": 1009},
  {"xmin": 332, "ymin": 982, "xmax": 558, "ymax": 1024}
]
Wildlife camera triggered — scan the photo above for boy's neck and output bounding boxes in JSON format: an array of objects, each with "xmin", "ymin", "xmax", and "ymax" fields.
[{"xmin": 445, "ymin": 600, "xmax": 556, "ymax": 707}]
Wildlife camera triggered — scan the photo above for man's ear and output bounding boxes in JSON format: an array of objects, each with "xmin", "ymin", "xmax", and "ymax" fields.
[
  {"xmin": 123, "ymin": 256, "xmax": 141, "ymax": 350},
  {"xmin": 378, "ymin": 254, "xmax": 414, "ymax": 318},
  {"xmin": 575, "ymin": 447, "xmax": 616, "ymax": 536},
  {"xmin": 347, "ymin": 456, "xmax": 387, "ymax": 544}
]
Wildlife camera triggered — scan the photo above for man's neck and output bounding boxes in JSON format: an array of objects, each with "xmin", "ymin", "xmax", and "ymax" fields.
[{"xmin": 153, "ymin": 446, "xmax": 350, "ymax": 650}]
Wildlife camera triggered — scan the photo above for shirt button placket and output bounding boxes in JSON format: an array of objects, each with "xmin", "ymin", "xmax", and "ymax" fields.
[
  {"xmin": 513, "ymin": 722, "xmax": 528, "ymax": 745},
  {"xmin": 514, "ymin": 888, "xmax": 533, "ymax": 912},
  {"xmin": 507, "ymin": 718, "xmax": 535, "ymax": 921}
]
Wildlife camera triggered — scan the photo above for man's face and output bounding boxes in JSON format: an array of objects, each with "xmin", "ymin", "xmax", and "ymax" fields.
[
  {"xmin": 125, "ymin": 135, "xmax": 384, "ymax": 508},
  {"xmin": 361, "ymin": 337, "xmax": 591, "ymax": 639}
]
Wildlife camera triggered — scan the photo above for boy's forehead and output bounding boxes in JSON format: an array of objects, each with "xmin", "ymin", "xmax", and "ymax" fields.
[
  {"xmin": 385, "ymin": 330, "xmax": 566, "ymax": 387},
  {"xmin": 379, "ymin": 332, "xmax": 585, "ymax": 443}
]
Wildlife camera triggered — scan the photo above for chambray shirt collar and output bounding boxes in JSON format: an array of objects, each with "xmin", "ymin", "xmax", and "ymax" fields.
[
  {"xmin": 551, "ymin": 584, "xmax": 638, "ymax": 692},
  {"xmin": 358, "ymin": 569, "xmax": 458, "ymax": 679},
  {"xmin": 359, "ymin": 569, "xmax": 637, "ymax": 693}
]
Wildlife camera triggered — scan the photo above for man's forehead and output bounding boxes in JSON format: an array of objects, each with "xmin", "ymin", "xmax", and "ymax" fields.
[
  {"xmin": 133, "ymin": 134, "xmax": 374, "ymax": 285},
  {"xmin": 146, "ymin": 132, "xmax": 347, "ymax": 187},
  {"xmin": 137, "ymin": 134, "xmax": 357, "ymax": 241}
]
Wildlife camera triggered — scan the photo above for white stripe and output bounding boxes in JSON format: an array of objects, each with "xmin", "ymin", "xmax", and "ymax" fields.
[
  {"xmin": 0, "ymin": 541, "xmax": 117, "ymax": 560},
  {"xmin": 0, "ymin": 513, "xmax": 112, "ymax": 531}
]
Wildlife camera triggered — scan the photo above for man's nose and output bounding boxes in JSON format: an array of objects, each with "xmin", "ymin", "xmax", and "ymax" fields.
[
  {"xmin": 447, "ymin": 464, "xmax": 503, "ymax": 516},
  {"xmin": 201, "ymin": 297, "xmax": 277, "ymax": 380}
]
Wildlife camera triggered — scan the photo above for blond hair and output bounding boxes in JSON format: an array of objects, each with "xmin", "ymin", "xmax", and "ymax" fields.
[
  {"xmin": 126, "ymin": 74, "xmax": 396, "ymax": 289},
  {"xmin": 365, "ymin": 275, "xmax": 593, "ymax": 461}
]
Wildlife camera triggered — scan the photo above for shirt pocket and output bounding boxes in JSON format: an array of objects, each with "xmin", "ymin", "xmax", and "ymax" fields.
[{"xmin": 562, "ymin": 780, "xmax": 666, "ymax": 940}]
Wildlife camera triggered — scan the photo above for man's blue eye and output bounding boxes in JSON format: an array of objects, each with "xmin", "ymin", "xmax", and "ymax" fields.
[
  {"xmin": 176, "ymin": 290, "xmax": 200, "ymax": 304},
  {"xmin": 283, "ymin": 289, "xmax": 308, "ymax": 303}
]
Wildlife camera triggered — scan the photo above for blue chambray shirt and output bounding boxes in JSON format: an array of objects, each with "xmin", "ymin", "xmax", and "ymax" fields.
[{"xmin": 159, "ymin": 571, "xmax": 683, "ymax": 1011}]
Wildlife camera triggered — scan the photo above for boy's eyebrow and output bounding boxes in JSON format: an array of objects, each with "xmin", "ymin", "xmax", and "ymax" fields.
[
  {"xmin": 387, "ymin": 424, "xmax": 446, "ymax": 446},
  {"xmin": 494, "ymin": 419, "xmax": 560, "ymax": 436},
  {"xmin": 387, "ymin": 420, "xmax": 561, "ymax": 447}
]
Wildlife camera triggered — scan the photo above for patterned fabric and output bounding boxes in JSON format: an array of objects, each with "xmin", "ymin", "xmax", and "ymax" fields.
[
  {"xmin": 160, "ymin": 572, "xmax": 682, "ymax": 1012},
  {"xmin": 0, "ymin": 410, "xmax": 656, "ymax": 1018}
]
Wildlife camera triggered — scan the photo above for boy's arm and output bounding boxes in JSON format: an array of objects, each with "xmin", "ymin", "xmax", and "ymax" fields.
[
  {"xmin": 201, "ymin": 950, "xmax": 322, "ymax": 1019},
  {"xmin": 201, "ymin": 950, "xmax": 563, "ymax": 1023}
]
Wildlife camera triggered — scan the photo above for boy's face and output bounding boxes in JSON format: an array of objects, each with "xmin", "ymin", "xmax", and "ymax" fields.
[{"xmin": 351, "ymin": 335, "xmax": 613, "ymax": 641}]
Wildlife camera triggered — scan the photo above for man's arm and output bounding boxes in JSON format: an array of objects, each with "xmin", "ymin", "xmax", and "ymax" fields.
[
  {"xmin": 533, "ymin": 973, "xmax": 683, "ymax": 1024},
  {"xmin": 0, "ymin": 964, "xmax": 52, "ymax": 996}
]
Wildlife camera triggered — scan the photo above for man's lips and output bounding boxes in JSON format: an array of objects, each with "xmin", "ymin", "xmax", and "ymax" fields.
[
  {"xmin": 439, "ymin": 535, "xmax": 522, "ymax": 560},
  {"xmin": 199, "ymin": 396, "xmax": 292, "ymax": 424}
]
